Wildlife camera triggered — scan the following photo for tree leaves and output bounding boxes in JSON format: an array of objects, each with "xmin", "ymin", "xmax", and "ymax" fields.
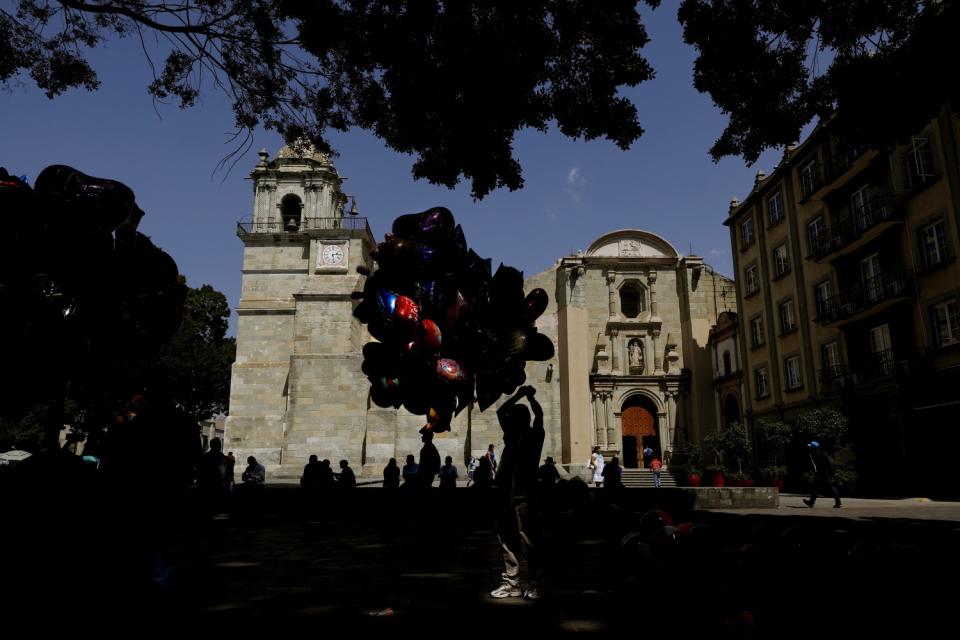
[
  {"xmin": 2, "ymin": 1, "xmax": 659, "ymax": 199},
  {"xmin": 679, "ymin": 0, "xmax": 960, "ymax": 162}
]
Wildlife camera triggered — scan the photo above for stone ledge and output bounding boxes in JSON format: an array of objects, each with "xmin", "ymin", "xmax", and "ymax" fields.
[{"xmin": 685, "ymin": 486, "xmax": 779, "ymax": 509}]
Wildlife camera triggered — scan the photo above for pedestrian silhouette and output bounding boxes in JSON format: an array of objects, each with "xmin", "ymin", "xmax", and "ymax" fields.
[
  {"xmin": 439, "ymin": 455, "xmax": 458, "ymax": 490},
  {"xmin": 491, "ymin": 385, "xmax": 545, "ymax": 601},
  {"xmin": 383, "ymin": 457, "xmax": 400, "ymax": 489},
  {"xmin": 803, "ymin": 441, "xmax": 841, "ymax": 508}
]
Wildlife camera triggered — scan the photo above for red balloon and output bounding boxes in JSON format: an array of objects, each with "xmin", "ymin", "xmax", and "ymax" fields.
[
  {"xmin": 416, "ymin": 318, "xmax": 442, "ymax": 352},
  {"xmin": 394, "ymin": 294, "xmax": 419, "ymax": 325}
]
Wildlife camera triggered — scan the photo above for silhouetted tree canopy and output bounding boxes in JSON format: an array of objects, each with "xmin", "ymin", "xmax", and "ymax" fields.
[
  {"xmin": 679, "ymin": 0, "xmax": 960, "ymax": 162},
  {"xmin": 141, "ymin": 283, "xmax": 236, "ymax": 422},
  {"xmin": 1, "ymin": 1, "xmax": 661, "ymax": 198}
]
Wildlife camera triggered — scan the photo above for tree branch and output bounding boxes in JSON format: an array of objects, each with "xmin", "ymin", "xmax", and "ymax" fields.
[{"xmin": 57, "ymin": 0, "xmax": 227, "ymax": 35}]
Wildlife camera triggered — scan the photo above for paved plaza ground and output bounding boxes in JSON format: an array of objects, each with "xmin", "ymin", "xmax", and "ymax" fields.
[{"xmin": 7, "ymin": 481, "xmax": 960, "ymax": 635}]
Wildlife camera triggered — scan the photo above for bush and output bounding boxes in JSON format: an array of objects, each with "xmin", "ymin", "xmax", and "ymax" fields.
[
  {"xmin": 759, "ymin": 465, "xmax": 787, "ymax": 479},
  {"xmin": 704, "ymin": 422, "xmax": 752, "ymax": 473},
  {"xmin": 754, "ymin": 419, "xmax": 791, "ymax": 467},
  {"xmin": 796, "ymin": 408, "xmax": 849, "ymax": 452}
]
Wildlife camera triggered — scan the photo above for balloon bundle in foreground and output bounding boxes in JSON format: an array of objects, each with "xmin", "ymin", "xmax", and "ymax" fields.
[
  {"xmin": 353, "ymin": 207, "xmax": 554, "ymax": 432},
  {"xmin": 0, "ymin": 165, "xmax": 186, "ymax": 401}
]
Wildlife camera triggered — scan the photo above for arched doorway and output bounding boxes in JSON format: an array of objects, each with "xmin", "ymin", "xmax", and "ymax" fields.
[
  {"xmin": 620, "ymin": 394, "xmax": 659, "ymax": 468},
  {"xmin": 723, "ymin": 393, "xmax": 741, "ymax": 427}
]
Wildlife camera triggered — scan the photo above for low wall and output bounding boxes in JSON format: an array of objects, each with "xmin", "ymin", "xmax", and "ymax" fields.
[{"xmin": 684, "ymin": 486, "xmax": 779, "ymax": 509}]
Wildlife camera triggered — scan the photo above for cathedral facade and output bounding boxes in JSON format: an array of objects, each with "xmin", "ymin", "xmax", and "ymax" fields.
[{"xmin": 225, "ymin": 149, "xmax": 736, "ymax": 478}]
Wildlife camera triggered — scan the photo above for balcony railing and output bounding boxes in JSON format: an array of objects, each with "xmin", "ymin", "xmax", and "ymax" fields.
[
  {"xmin": 809, "ymin": 195, "xmax": 902, "ymax": 261},
  {"xmin": 827, "ymin": 144, "xmax": 870, "ymax": 183},
  {"xmin": 819, "ymin": 349, "xmax": 931, "ymax": 390},
  {"xmin": 237, "ymin": 217, "xmax": 371, "ymax": 236},
  {"xmin": 816, "ymin": 267, "xmax": 914, "ymax": 325}
]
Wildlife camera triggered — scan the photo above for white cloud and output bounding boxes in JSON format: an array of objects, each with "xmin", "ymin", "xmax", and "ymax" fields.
[
  {"xmin": 709, "ymin": 248, "xmax": 727, "ymax": 257},
  {"xmin": 564, "ymin": 167, "xmax": 587, "ymax": 202}
]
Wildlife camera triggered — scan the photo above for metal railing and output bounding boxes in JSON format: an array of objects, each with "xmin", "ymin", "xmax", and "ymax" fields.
[
  {"xmin": 809, "ymin": 195, "xmax": 902, "ymax": 261},
  {"xmin": 819, "ymin": 349, "xmax": 930, "ymax": 390},
  {"xmin": 827, "ymin": 144, "xmax": 870, "ymax": 183},
  {"xmin": 237, "ymin": 217, "xmax": 371, "ymax": 235},
  {"xmin": 816, "ymin": 267, "xmax": 914, "ymax": 324}
]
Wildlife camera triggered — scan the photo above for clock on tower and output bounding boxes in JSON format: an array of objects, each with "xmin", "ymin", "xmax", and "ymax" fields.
[{"xmin": 317, "ymin": 241, "xmax": 349, "ymax": 272}]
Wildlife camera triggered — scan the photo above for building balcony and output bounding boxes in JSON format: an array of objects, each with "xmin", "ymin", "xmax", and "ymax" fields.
[
  {"xmin": 824, "ymin": 145, "xmax": 876, "ymax": 188},
  {"xmin": 801, "ymin": 145, "xmax": 877, "ymax": 203},
  {"xmin": 809, "ymin": 195, "xmax": 904, "ymax": 262},
  {"xmin": 815, "ymin": 268, "xmax": 915, "ymax": 327},
  {"xmin": 713, "ymin": 369, "xmax": 742, "ymax": 384},
  {"xmin": 819, "ymin": 349, "xmax": 931, "ymax": 392},
  {"xmin": 237, "ymin": 217, "xmax": 371, "ymax": 238}
]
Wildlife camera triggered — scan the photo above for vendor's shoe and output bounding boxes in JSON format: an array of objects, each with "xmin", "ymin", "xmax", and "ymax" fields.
[
  {"xmin": 523, "ymin": 586, "xmax": 542, "ymax": 601},
  {"xmin": 490, "ymin": 580, "xmax": 522, "ymax": 599},
  {"xmin": 834, "ymin": 503, "xmax": 842, "ymax": 508},
  {"xmin": 802, "ymin": 498, "xmax": 814, "ymax": 507}
]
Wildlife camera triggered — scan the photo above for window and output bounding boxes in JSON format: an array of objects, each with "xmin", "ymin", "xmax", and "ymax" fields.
[
  {"xmin": 741, "ymin": 217, "xmax": 755, "ymax": 248},
  {"xmin": 722, "ymin": 351, "xmax": 732, "ymax": 376},
  {"xmin": 772, "ymin": 244, "xmax": 790, "ymax": 277},
  {"xmin": 861, "ymin": 253, "xmax": 882, "ymax": 302},
  {"xmin": 907, "ymin": 136, "xmax": 935, "ymax": 184},
  {"xmin": 779, "ymin": 299, "xmax": 796, "ymax": 334},
  {"xmin": 807, "ymin": 215, "xmax": 825, "ymax": 255},
  {"xmin": 815, "ymin": 280, "xmax": 833, "ymax": 318},
  {"xmin": 750, "ymin": 315, "xmax": 765, "ymax": 348},
  {"xmin": 785, "ymin": 356, "xmax": 802, "ymax": 390},
  {"xmin": 822, "ymin": 341, "xmax": 841, "ymax": 370},
  {"xmin": 920, "ymin": 219, "xmax": 949, "ymax": 269},
  {"xmin": 767, "ymin": 190, "xmax": 785, "ymax": 225},
  {"xmin": 755, "ymin": 367, "xmax": 770, "ymax": 398},
  {"xmin": 932, "ymin": 301, "xmax": 960, "ymax": 348},
  {"xmin": 619, "ymin": 283, "xmax": 644, "ymax": 318},
  {"xmin": 893, "ymin": 135, "xmax": 936, "ymax": 191},
  {"xmin": 745, "ymin": 264, "xmax": 759, "ymax": 296},
  {"xmin": 800, "ymin": 159, "xmax": 819, "ymax": 198},
  {"xmin": 850, "ymin": 185, "xmax": 871, "ymax": 232},
  {"xmin": 870, "ymin": 324, "xmax": 894, "ymax": 376}
]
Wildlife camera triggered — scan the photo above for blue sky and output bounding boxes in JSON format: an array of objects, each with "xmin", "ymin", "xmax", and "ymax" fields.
[{"xmin": 2, "ymin": 2, "xmax": 784, "ymax": 335}]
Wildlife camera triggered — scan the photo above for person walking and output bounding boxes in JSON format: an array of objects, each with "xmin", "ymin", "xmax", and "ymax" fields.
[
  {"xmin": 642, "ymin": 445, "xmax": 654, "ymax": 469},
  {"xmin": 589, "ymin": 445, "xmax": 605, "ymax": 486},
  {"xmin": 651, "ymin": 456, "xmax": 663, "ymax": 488},
  {"xmin": 803, "ymin": 441, "xmax": 841, "ymax": 508},
  {"xmin": 484, "ymin": 444, "xmax": 498, "ymax": 475}
]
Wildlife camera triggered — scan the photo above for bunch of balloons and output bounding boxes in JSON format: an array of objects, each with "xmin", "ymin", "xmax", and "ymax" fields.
[
  {"xmin": 0, "ymin": 165, "xmax": 186, "ymax": 412},
  {"xmin": 353, "ymin": 207, "xmax": 554, "ymax": 432}
]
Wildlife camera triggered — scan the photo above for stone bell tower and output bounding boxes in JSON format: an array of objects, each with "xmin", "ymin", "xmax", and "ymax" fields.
[{"xmin": 225, "ymin": 145, "xmax": 376, "ymax": 477}]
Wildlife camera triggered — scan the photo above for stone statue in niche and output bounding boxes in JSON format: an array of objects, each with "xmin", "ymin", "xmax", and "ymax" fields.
[{"xmin": 628, "ymin": 339, "xmax": 644, "ymax": 372}]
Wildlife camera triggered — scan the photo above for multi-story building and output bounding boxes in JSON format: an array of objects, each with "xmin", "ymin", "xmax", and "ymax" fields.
[
  {"xmin": 708, "ymin": 311, "xmax": 745, "ymax": 432},
  {"xmin": 725, "ymin": 108, "xmax": 960, "ymax": 496}
]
